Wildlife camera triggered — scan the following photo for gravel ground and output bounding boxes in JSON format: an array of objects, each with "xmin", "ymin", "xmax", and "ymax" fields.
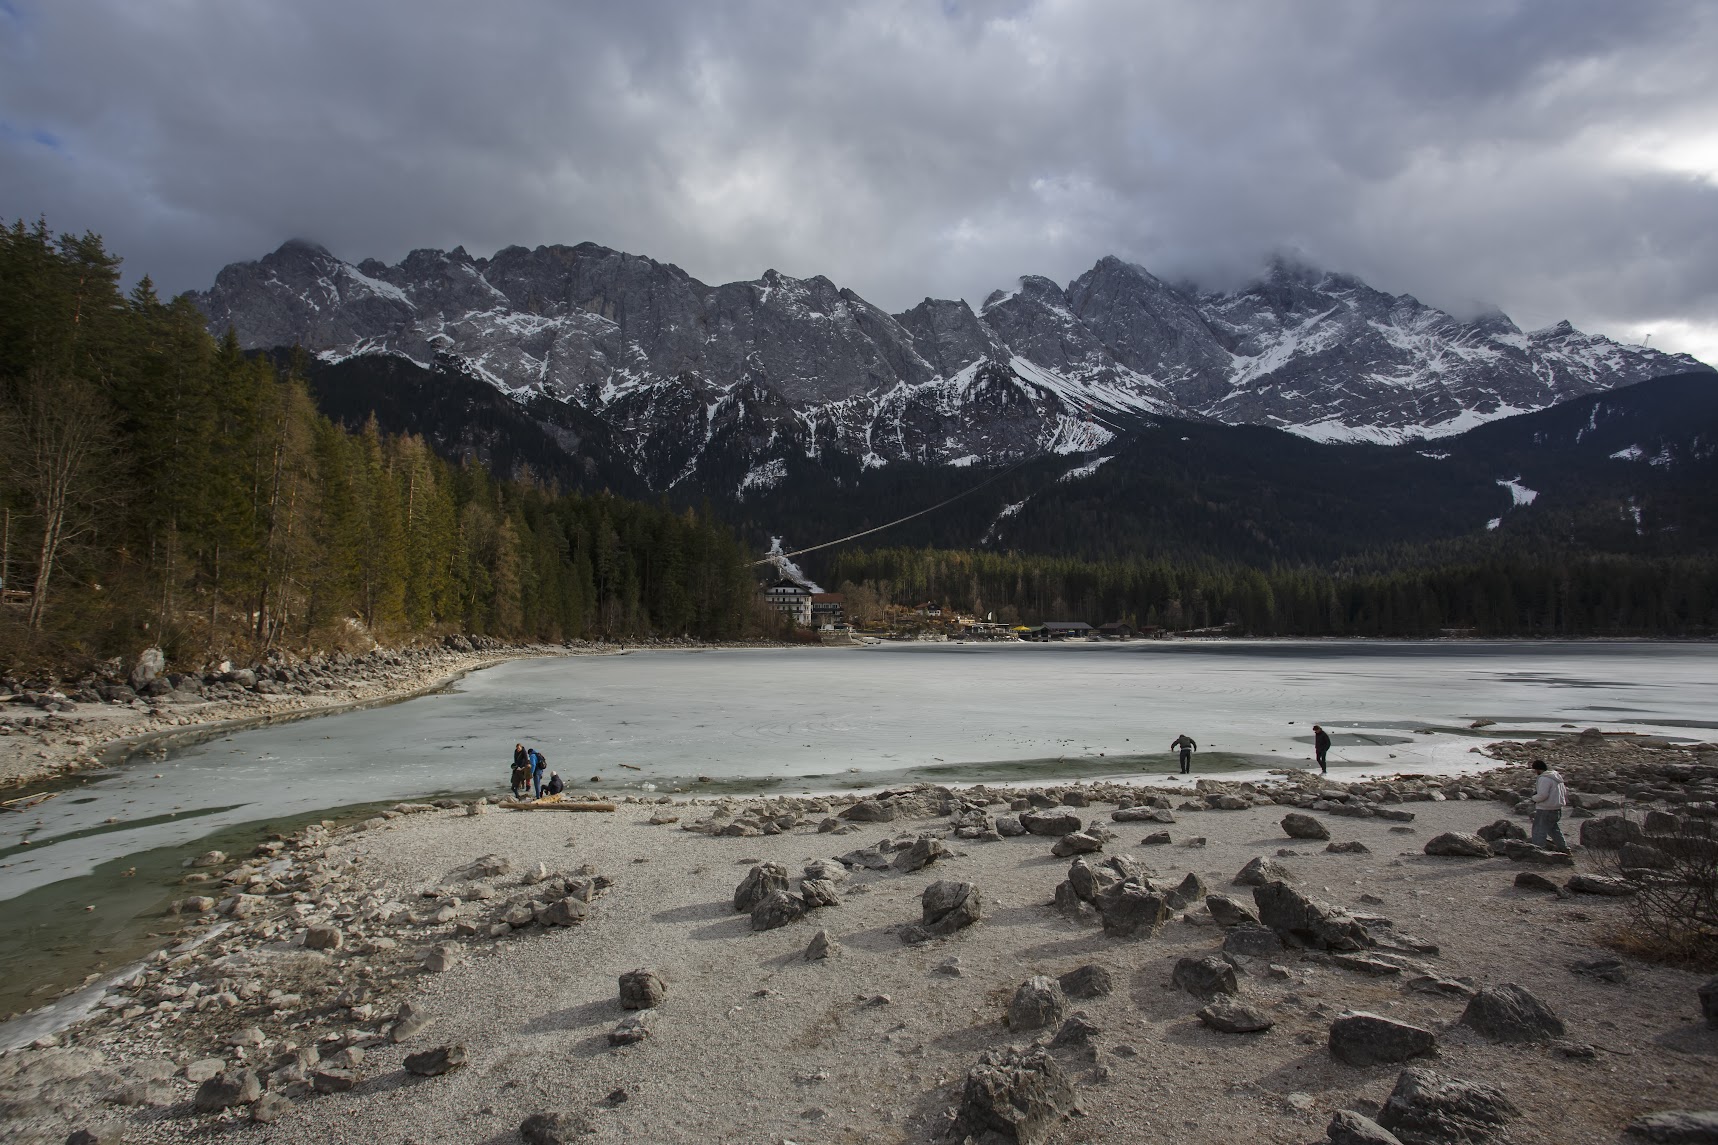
[{"xmin": 202, "ymin": 796, "xmax": 1716, "ymax": 1145}]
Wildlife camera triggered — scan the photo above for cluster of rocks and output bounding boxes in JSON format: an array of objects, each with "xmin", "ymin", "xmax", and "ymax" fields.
[
  {"xmin": 6, "ymin": 800, "xmax": 613, "ymax": 1136},
  {"xmin": 1052, "ymin": 853, "xmax": 1205, "ymax": 938},
  {"xmin": 732, "ymin": 860, "xmax": 846, "ymax": 932}
]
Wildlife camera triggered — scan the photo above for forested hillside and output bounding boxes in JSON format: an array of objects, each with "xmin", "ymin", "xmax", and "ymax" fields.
[
  {"xmin": 0, "ymin": 221, "xmax": 760, "ymax": 671},
  {"xmin": 821, "ymin": 548, "xmax": 1718, "ymax": 637}
]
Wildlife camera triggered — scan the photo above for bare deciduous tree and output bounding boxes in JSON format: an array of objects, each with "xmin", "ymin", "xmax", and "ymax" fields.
[{"xmin": 0, "ymin": 372, "xmax": 117, "ymax": 629}]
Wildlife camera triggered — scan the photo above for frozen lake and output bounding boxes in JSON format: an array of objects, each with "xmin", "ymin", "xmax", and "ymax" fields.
[
  {"xmin": 5, "ymin": 640, "xmax": 1716, "ymax": 902},
  {"xmin": 1, "ymin": 639, "xmax": 1714, "ymax": 1024}
]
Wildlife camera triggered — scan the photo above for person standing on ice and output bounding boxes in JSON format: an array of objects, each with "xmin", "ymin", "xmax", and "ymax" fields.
[
  {"xmin": 1313, "ymin": 725, "xmax": 1332, "ymax": 774},
  {"xmin": 1171, "ymin": 733, "xmax": 1198, "ymax": 775}
]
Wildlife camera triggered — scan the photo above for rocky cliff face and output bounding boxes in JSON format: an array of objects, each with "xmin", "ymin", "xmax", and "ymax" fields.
[{"xmin": 195, "ymin": 240, "xmax": 1710, "ymax": 491}]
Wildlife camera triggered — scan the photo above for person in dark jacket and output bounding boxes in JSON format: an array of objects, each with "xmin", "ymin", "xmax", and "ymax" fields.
[
  {"xmin": 510, "ymin": 743, "xmax": 529, "ymax": 798},
  {"xmin": 1313, "ymin": 725, "xmax": 1332, "ymax": 774},
  {"xmin": 546, "ymin": 772, "xmax": 565, "ymax": 796},
  {"xmin": 1170, "ymin": 733, "xmax": 1197, "ymax": 775}
]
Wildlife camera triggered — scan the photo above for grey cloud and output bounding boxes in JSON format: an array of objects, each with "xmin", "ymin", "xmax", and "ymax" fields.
[{"xmin": 2, "ymin": 0, "xmax": 1716, "ymax": 359}]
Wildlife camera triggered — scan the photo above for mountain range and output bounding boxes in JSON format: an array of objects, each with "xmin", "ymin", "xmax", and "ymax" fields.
[{"xmin": 195, "ymin": 239, "xmax": 1709, "ymax": 505}]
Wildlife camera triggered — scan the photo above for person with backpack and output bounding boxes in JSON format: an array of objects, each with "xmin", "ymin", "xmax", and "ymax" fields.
[
  {"xmin": 1529, "ymin": 758, "xmax": 1569, "ymax": 851},
  {"xmin": 529, "ymin": 747, "xmax": 547, "ymax": 799},
  {"xmin": 1313, "ymin": 725, "xmax": 1332, "ymax": 774}
]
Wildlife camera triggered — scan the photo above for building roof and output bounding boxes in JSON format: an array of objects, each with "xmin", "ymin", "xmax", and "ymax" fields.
[{"xmin": 1041, "ymin": 621, "xmax": 1094, "ymax": 631}]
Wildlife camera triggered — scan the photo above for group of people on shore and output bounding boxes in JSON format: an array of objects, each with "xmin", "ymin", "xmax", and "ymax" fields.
[
  {"xmin": 510, "ymin": 743, "xmax": 564, "ymax": 800},
  {"xmin": 1169, "ymin": 723, "xmax": 1334, "ymax": 775}
]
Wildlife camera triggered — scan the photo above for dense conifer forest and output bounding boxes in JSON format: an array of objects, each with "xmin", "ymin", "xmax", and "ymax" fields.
[
  {"xmin": 820, "ymin": 547, "xmax": 1718, "ymax": 636},
  {"xmin": 0, "ymin": 221, "xmax": 760, "ymax": 670}
]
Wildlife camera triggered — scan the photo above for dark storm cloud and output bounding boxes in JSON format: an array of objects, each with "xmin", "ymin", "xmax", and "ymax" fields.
[{"xmin": 3, "ymin": 0, "xmax": 1716, "ymax": 358}]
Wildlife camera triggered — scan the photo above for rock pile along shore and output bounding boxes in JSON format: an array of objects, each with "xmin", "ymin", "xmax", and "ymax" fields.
[{"xmin": 2, "ymin": 730, "xmax": 1715, "ymax": 1144}]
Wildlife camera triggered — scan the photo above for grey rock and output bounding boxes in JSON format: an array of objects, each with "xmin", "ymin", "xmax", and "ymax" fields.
[
  {"xmin": 1050, "ymin": 1012, "xmax": 1103, "ymax": 1047},
  {"xmin": 312, "ymin": 1067, "xmax": 358, "ymax": 1093},
  {"xmin": 1165, "ymin": 872, "xmax": 1207, "ymax": 910},
  {"xmin": 902, "ymin": 879, "xmax": 981, "ymax": 942},
  {"xmin": 1459, "ymin": 983, "xmax": 1566, "ymax": 1043},
  {"xmin": 1253, "ymin": 880, "xmax": 1373, "ymax": 951},
  {"xmin": 1020, "ymin": 809, "xmax": 1083, "ymax": 836},
  {"xmin": 1327, "ymin": 1110, "xmax": 1406, "ymax": 1145},
  {"xmin": 1378, "ymin": 1067, "xmax": 1518, "ymax": 1145},
  {"xmin": 799, "ymin": 878, "xmax": 841, "ymax": 908},
  {"xmin": 608, "ymin": 1011, "xmax": 654, "ymax": 1046},
  {"xmin": 1205, "ymin": 893, "xmax": 1260, "ymax": 927},
  {"xmin": 1006, "ymin": 975, "xmax": 1067, "ymax": 1031},
  {"xmin": 1567, "ymin": 873, "xmax": 1636, "ymax": 896},
  {"xmin": 733, "ymin": 861, "xmax": 791, "ymax": 912},
  {"xmin": 1627, "ymin": 1111, "xmax": 1718, "ymax": 1144},
  {"xmin": 540, "ymin": 896, "xmax": 589, "ymax": 927},
  {"xmin": 1233, "ymin": 856, "xmax": 1291, "ymax": 886},
  {"xmin": 840, "ymin": 798, "xmax": 899, "ymax": 822},
  {"xmin": 1282, "ymin": 813, "xmax": 1331, "ymax": 840},
  {"xmin": 750, "ymin": 889, "xmax": 807, "ymax": 931},
  {"xmin": 1580, "ymin": 815, "xmax": 1646, "ymax": 850},
  {"xmin": 954, "ymin": 1044, "xmax": 1076, "ymax": 1145},
  {"xmin": 184, "ymin": 1057, "xmax": 226, "ymax": 1083},
  {"xmin": 619, "ymin": 968, "xmax": 665, "ymax": 1009},
  {"xmin": 1513, "ymin": 871, "xmax": 1561, "ymax": 892},
  {"xmin": 1494, "ymin": 840, "xmax": 1573, "ymax": 866},
  {"xmin": 1057, "ymin": 964, "xmax": 1113, "ymax": 999},
  {"xmin": 1327, "ymin": 840, "xmax": 1372, "ymax": 854},
  {"xmin": 1423, "ymin": 832, "xmax": 1492, "ymax": 858},
  {"xmin": 520, "ymin": 1110, "xmax": 596, "ymax": 1143},
  {"xmin": 1224, "ymin": 925, "xmax": 1285, "ymax": 958},
  {"xmin": 423, "ymin": 942, "xmax": 463, "ymax": 972},
  {"xmin": 1475, "ymin": 819, "xmax": 1527, "ymax": 844},
  {"xmin": 1327, "ymin": 1012, "xmax": 1438, "ymax": 1067},
  {"xmin": 994, "ymin": 815, "xmax": 1027, "ymax": 837},
  {"xmin": 1569, "ymin": 958, "xmax": 1626, "ymax": 984},
  {"xmin": 1406, "ymin": 974, "xmax": 1479, "ymax": 999},
  {"xmin": 1620, "ymin": 842, "xmax": 1674, "ymax": 870},
  {"xmin": 403, "ymin": 1044, "xmax": 467, "ymax": 1076},
  {"xmin": 1173, "ymin": 954, "xmax": 1239, "ymax": 1000},
  {"xmin": 1095, "ymin": 882, "xmax": 1169, "ymax": 938},
  {"xmin": 194, "ymin": 1068, "xmax": 261, "ymax": 1112},
  {"xmin": 1112, "ymin": 806, "xmax": 1174, "ymax": 823},
  {"xmin": 805, "ymin": 929, "xmax": 840, "ymax": 960},
  {"xmin": 251, "ymin": 1091, "xmax": 292, "ymax": 1124},
  {"xmin": 1198, "ymin": 1000, "xmax": 1275, "ymax": 1033},
  {"xmin": 1050, "ymin": 831, "xmax": 1105, "ymax": 857},
  {"xmin": 891, "ymin": 835, "xmax": 948, "ymax": 872},
  {"xmin": 1141, "ymin": 830, "xmax": 1173, "ymax": 845}
]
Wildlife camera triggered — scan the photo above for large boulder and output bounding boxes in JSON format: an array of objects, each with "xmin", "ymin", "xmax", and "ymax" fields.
[
  {"xmin": 1021, "ymin": 809, "xmax": 1084, "ymax": 836},
  {"xmin": 1423, "ymin": 833, "xmax": 1492, "ymax": 858},
  {"xmin": 750, "ymin": 889, "xmax": 807, "ymax": 931},
  {"xmin": 1006, "ymin": 976, "xmax": 1067, "ymax": 1031},
  {"xmin": 1283, "ymin": 813, "xmax": 1331, "ymax": 840},
  {"xmin": 1094, "ymin": 882, "xmax": 1169, "ymax": 939},
  {"xmin": 954, "ymin": 1045, "xmax": 1077, "ymax": 1145},
  {"xmin": 840, "ymin": 798, "xmax": 899, "ymax": 822},
  {"xmin": 891, "ymin": 835, "xmax": 948, "ymax": 872},
  {"xmin": 902, "ymin": 880, "xmax": 982, "ymax": 942},
  {"xmin": 1327, "ymin": 1110, "xmax": 1406, "ymax": 1145},
  {"xmin": 1567, "ymin": 873, "xmax": 1636, "ymax": 897},
  {"xmin": 1626, "ymin": 1111, "xmax": 1718, "ymax": 1144},
  {"xmin": 1205, "ymin": 893, "xmax": 1260, "ymax": 928},
  {"xmin": 403, "ymin": 1044, "xmax": 467, "ymax": 1077},
  {"xmin": 1233, "ymin": 856, "xmax": 1292, "ymax": 886},
  {"xmin": 1581, "ymin": 815, "xmax": 1645, "ymax": 849},
  {"xmin": 1327, "ymin": 1012, "xmax": 1438, "ymax": 1067},
  {"xmin": 1223, "ymin": 925, "xmax": 1285, "ymax": 958},
  {"xmin": 1050, "ymin": 831, "xmax": 1105, "ymax": 857},
  {"xmin": 1198, "ymin": 1000, "xmax": 1274, "ymax": 1033},
  {"xmin": 1475, "ymin": 819, "xmax": 1527, "ymax": 844},
  {"xmin": 1459, "ymin": 983, "xmax": 1565, "ymax": 1043},
  {"xmin": 1253, "ymin": 881, "xmax": 1372, "ymax": 951},
  {"xmin": 1172, "ymin": 955, "xmax": 1239, "ymax": 1000},
  {"xmin": 193, "ymin": 1069, "xmax": 261, "ymax": 1112},
  {"xmin": 618, "ymin": 968, "xmax": 665, "ymax": 1010},
  {"xmin": 130, "ymin": 646, "xmax": 165, "ymax": 689},
  {"xmin": 1057, "ymin": 964, "xmax": 1113, "ymax": 999},
  {"xmin": 1377, "ymin": 1067, "xmax": 1518, "ymax": 1145},
  {"xmin": 733, "ymin": 862, "xmax": 791, "ymax": 912}
]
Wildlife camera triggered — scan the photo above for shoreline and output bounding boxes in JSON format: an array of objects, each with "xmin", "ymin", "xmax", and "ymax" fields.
[
  {"xmin": 1, "ymin": 736, "xmax": 1713, "ymax": 1144},
  {"xmin": 0, "ymin": 638, "xmax": 816, "ymax": 795}
]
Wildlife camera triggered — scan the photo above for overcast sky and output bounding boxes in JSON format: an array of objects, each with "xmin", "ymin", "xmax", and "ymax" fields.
[{"xmin": 4, "ymin": 0, "xmax": 1717, "ymax": 360}]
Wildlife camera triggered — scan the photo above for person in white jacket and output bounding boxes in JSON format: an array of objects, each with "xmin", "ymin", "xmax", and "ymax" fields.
[{"xmin": 1530, "ymin": 759, "xmax": 1569, "ymax": 851}]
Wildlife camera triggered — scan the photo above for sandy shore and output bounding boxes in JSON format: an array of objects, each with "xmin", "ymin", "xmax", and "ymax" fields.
[{"xmin": 4, "ymin": 737, "xmax": 1716, "ymax": 1145}]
